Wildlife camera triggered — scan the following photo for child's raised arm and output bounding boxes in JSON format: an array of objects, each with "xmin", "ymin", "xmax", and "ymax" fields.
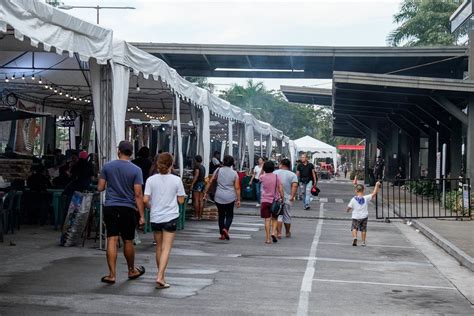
[{"xmin": 371, "ymin": 181, "xmax": 382, "ymax": 198}]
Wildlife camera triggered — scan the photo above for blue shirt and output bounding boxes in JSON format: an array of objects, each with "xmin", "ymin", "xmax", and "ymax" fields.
[{"xmin": 100, "ymin": 160, "xmax": 143, "ymax": 209}]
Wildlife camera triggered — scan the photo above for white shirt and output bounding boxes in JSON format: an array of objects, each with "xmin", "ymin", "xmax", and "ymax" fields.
[
  {"xmin": 347, "ymin": 194, "xmax": 372, "ymax": 219},
  {"xmin": 254, "ymin": 165, "xmax": 262, "ymax": 180},
  {"xmin": 144, "ymin": 174, "xmax": 186, "ymax": 224}
]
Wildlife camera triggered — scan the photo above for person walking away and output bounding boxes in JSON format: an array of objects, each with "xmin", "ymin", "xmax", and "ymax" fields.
[
  {"xmin": 296, "ymin": 153, "xmax": 317, "ymax": 210},
  {"xmin": 346, "ymin": 181, "xmax": 381, "ymax": 246},
  {"xmin": 132, "ymin": 146, "xmax": 152, "ymax": 190},
  {"xmin": 204, "ymin": 155, "xmax": 240, "ymax": 240},
  {"xmin": 144, "ymin": 153, "xmax": 186, "ymax": 289},
  {"xmin": 97, "ymin": 140, "xmax": 146, "ymax": 284},
  {"xmin": 274, "ymin": 159, "xmax": 298, "ymax": 238},
  {"xmin": 343, "ymin": 163, "xmax": 348, "ymax": 179},
  {"xmin": 260, "ymin": 161, "xmax": 285, "ymax": 244},
  {"xmin": 249, "ymin": 157, "xmax": 264, "ymax": 207},
  {"xmin": 190, "ymin": 155, "xmax": 206, "ymax": 220}
]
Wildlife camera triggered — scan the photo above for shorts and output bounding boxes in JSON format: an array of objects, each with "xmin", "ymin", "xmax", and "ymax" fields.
[
  {"xmin": 260, "ymin": 202, "xmax": 278, "ymax": 219},
  {"xmin": 277, "ymin": 203, "xmax": 292, "ymax": 224},
  {"xmin": 103, "ymin": 206, "xmax": 137, "ymax": 240},
  {"xmin": 151, "ymin": 217, "xmax": 178, "ymax": 232},
  {"xmin": 351, "ymin": 217, "xmax": 368, "ymax": 232},
  {"xmin": 193, "ymin": 181, "xmax": 205, "ymax": 192}
]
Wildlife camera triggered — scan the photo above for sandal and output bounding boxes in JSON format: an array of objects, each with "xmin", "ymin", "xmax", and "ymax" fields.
[
  {"xmin": 128, "ymin": 266, "xmax": 146, "ymax": 280},
  {"xmin": 156, "ymin": 281, "xmax": 170, "ymax": 289},
  {"xmin": 271, "ymin": 235, "xmax": 278, "ymax": 243},
  {"xmin": 100, "ymin": 276, "xmax": 115, "ymax": 284},
  {"xmin": 265, "ymin": 240, "xmax": 272, "ymax": 244}
]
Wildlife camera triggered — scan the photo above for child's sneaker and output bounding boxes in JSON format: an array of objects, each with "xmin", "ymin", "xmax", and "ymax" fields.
[
  {"xmin": 361, "ymin": 241, "xmax": 366, "ymax": 246},
  {"xmin": 352, "ymin": 238, "xmax": 357, "ymax": 246}
]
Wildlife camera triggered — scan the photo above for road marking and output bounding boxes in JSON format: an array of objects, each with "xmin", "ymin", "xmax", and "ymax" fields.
[
  {"xmin": 297, "ymin": 203, "xmax": 324, "ymax": 316},
  {"xmin": 335, "ymin": 198, "xmax": 344, "ymax": 203},
  {"xmin": 319, "ymin": 241, "xmax": 415, "ymax": 249},
  {"xmin": 318, "ymin": 198, "xmax": 328, "ymax": 203},
  {"xmin": 313, "ymin": 278, "xmax": 455, "ymax": 290},
  {"xmin": 250, "ymin": 255, "xmax": 431, "ymax": 267}
]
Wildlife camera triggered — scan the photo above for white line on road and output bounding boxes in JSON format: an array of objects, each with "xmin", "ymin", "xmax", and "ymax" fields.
[
  {"xmin": 297, "ymin": 203, "xmax": 324, "ymax": 316},
  {"xmin": 313, "ymin": 278, "xmax": 455, "ymax": 290},
  {"xmin": 318, "ymin": 198, "xmax": 328, "ymax": 203},
  {"xmin": 335, "ymin": 198, "xmax": 344, "ymax": 203},
  {"xmin": 319, "ymin": 241, "xmax": 415, "ymax": 249}
]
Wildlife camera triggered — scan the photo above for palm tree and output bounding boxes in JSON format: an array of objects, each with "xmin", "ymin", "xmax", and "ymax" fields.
[{"xmin": 387, "ymin": 0, "xmax": 463, "ymax": 47}]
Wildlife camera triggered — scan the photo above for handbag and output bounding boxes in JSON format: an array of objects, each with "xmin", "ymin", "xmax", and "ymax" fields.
[
  {"xmin": 207, "ymin": 168, "xmax": 220, "ymax": 196},
  {"xmin": 270, "ymin": 174, "xmax": 283, "ymax": 216}
]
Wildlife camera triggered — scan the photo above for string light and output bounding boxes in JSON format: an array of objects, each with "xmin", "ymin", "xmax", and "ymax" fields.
[
  {"xmin": 38, "ymin": 77, "xmax": 42, "ymax": 84},
  {"xmin": 21, "ymin": 73, "xmax": 25, "ymax": 80},
  {"xmin": 31, "ymin": 74, "xmax": 35, "ymax": 80},
  {"xmin": 136, "ymin": 82, "xmax": 140, "ymax": 92},
  {"xmin": 4, "ymin": 75, "xmax": 9, "ymax": 83},
  {"xmin": 11, "ymin": 74, "xmax": 15, "ymax": 80}
]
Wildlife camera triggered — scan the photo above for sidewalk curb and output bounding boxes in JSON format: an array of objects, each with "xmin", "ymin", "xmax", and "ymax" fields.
[
  {"xmin": 384, "ymin": 201, "xmax": 474, "ymax": 272},
  {"xmin": 410, "ymin": 219, "xmax": 474, "ymax": 272}
]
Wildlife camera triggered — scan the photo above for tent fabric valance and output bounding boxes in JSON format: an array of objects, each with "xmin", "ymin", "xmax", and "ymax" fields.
[
  {"xmin": 0, "ymin": 0, "xmax": 113, "ymax": 64},
  {"xmin": 0, "ymin": 105, "xmax": 51, "ymax": 121}
]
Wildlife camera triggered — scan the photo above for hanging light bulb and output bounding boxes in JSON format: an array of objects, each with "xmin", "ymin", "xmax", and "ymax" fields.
[
  {"xmin": 65, "ymin": 93, "xmax": 69, "ymax": 97},
  {"xmin": 54, "ymin": 88, "xmax": 58, "ymax": 93},
  {"xmin": 49, "ymin": 86, "xmax": 53, "ymax": 90},
  {"xmin": 4, "ymin": 74, "xmax": 9, "ymax": 83},
  {"xmin": 38, "ymin": 77, "xmax": 42, "ymax": 84},
  {"xmin": 11, "ymin": 74, "xmax": 15, "ymax": 80},
  {"xmin": 79, "ymin": 98, "xmax": 82, "ymax": 101},
  {"xmin": 59, "ymin": 91, "xmax": 63, "ymax": 96},
  {"xmin": 44, "ymin": 84, "xmax": 49, "ymax": 89},
  {"xmin": 31, "ymin": 74, "xmax": 35, "ymax": 80},
  {"xmin": 21, "ymin": 73, "xmax": 25, "ymax": 80},
  {"xmin": 136, "ymin": 82, "xmax": 140, "ymax": 92}
]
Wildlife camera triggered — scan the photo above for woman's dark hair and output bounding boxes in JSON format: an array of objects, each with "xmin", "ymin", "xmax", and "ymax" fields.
[
  {"xmin": 223, "ymin": 155, "xmax": 234, "ymax": 167},
  {"xmin": 280, "ymin": 159, "xmax": 291, "ymax": 169},
  {"xmin": 156, "ymin": 152, "xmax": 174, "ymax": 174},
  {"xmin": 263, "ymin": 161, "xmax": 275, "ymax": 173},
  {"xmin": 195, "ymin": 155, "xmax": 203, "ymax": 163},
  {"xmin": 137, "ymin": 146, "xmax": 150, "ymax": 158}
]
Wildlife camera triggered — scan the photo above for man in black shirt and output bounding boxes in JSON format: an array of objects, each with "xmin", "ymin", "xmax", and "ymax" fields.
[{"xmin": 296, "ymin": 153, "xmax": 317, "ymax": 210}]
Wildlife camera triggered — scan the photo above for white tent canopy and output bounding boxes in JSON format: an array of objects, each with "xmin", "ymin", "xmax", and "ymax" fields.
[{"xmin": 293, "ymin": 135, "xmax": 338, "ymax": 173}]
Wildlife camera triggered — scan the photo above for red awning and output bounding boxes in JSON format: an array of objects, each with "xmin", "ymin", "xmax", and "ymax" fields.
[{"xmin": 337, "ymin": 145, "xmax": 365, "ymax": 151}]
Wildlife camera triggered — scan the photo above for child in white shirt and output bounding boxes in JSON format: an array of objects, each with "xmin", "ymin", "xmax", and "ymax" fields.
[{"xmin": 346, "ymin": 180, "xmax": 381, "ymax": 246}]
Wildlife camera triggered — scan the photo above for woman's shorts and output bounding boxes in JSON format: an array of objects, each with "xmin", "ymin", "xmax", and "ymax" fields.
[
  {"xmin": 260, "ymin": 202, "xmax": 278, "ymax": 219},
  {"xmin": 351, "ymin": 217, "xmax": 368, "ymax": 232},
  {"xmin": 151, "ymin": 218, "xmax": 178, "ymax": 232},
  {"xmin": 193, "ymin": 181, "xmax": 205, "ymax": 192}
]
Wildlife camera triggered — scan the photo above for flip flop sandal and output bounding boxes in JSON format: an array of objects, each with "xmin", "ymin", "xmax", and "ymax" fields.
[
  {"xmin": 265, "ymin": 241, "xmax": 272, "ymax": 244},
  {"xmin": 271, "ymin": 235, "xmax": 278, "ymax": 243},
  {"xmin": 156, "ymin": 282, "xmax": 170, "ymax": 289},
  {"xmin": 101, "ymin": 276, "xmax": 115, "ymax": 284},
  {"xmin": 128, "ymin": 266, "xmax": 146, "ymax": 280}
]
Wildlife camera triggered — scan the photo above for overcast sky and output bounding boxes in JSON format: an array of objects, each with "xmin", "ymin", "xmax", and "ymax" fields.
[{"xmin": 55, "ymin": 0, "xmax": 402, "ymax": 90}]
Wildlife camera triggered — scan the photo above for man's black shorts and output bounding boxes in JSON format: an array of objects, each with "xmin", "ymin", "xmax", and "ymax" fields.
[
  {"xmin": 103, "ymin": 206, "xmax": 137, "ymax": 240},
  {"xmin": 151, "ymin": 218, "xmax": 178, "ymax": 233}
]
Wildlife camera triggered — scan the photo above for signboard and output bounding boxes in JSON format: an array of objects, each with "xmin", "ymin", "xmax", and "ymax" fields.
[
  {"xmin": 463, "ymin": 184, "xmax": 470, "ymax": 210},
  {"xmin": 450, "ymin": 0, "xmax": 473, "ymax": 33},
  {"xmin": 337, "ymin": 145, "xmax": 365, "ymax": 151}
]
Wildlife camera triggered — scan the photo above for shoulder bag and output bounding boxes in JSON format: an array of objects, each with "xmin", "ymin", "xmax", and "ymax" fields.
[
  {"xmin": 270, "ymin": 174, "xmax": 283, "ymax": 216},
  {"xmin": 207, "ymin": 168, "xmax": 220, "ymax": 196}
]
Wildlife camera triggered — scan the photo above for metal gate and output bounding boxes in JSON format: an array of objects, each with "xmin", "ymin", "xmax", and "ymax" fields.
[{"xmin": 375, "ymin": 178, "xmax": 471, "ymax": 220}]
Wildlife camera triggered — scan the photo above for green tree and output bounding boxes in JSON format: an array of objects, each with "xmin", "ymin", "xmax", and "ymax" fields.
[
  {"xmin": 388, "ymin": 0, "xmax": 463, "ymax": 47},
  {"xmin": 184, "ymin": 76, "xmax": 215, "ymax": 93},
  {"xmin": 220, "ymin": 79, "xmax": 359, "ymax": 146}
]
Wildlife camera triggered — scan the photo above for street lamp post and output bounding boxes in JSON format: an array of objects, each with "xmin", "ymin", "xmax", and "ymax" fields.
[{"xmin": 58, "ymin": 5, "xmax": 135, "ymax": 25}]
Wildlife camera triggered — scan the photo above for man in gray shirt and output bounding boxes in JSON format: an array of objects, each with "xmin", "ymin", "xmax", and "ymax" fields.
[
  {"xmin": 274, "ymin": 159, "xmax": 298, "ymax": 238},
  {"xmin": 98, "ymin": 140, "xmax": 146, "ymax": 284}
]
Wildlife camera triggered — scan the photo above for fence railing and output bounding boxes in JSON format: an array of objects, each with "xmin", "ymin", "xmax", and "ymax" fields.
[{"xmin": 375, "ymin": 178, "xmax": 471, "ymax": 220}]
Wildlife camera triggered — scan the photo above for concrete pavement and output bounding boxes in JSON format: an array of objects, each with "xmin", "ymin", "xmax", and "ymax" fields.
[{"xmin": 0, "ymin": 180, "xmax": 473, "ymax": 315}]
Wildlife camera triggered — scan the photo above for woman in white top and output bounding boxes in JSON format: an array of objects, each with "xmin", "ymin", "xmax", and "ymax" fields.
[
  {"xmin": 249, "ymin": 157, "xmax": 264, "ymax": 207},
  {"xmin": 144, "ymin": 152, "xmax": 186, "ymax": 289}
]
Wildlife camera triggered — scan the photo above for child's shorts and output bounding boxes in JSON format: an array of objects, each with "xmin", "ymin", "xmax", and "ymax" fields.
[{"xmin": 351, "ymin": 217, "xmax": 368, "ymax": 232}]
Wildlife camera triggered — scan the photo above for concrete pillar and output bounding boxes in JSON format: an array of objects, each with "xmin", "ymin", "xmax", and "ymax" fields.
[
  {"xmin": 364, "ymin": 137, "xmax": 370, "ymax": 185},
  {"xmin": 467, "ymin": 96, "xmax": 474, "ymax": 181},
  {"xmin": 449, "ymin": 122, "xmax": 463, "ymax": 178},
  {"xmin": 369, "ymin": 122, "xmax": 378, "ymax": 167},
  {"xmin": 428, "ymin": 130, "xmax": 437, "ymax": 178},
  {"xmin": 410, "ymin": 136, "xmax": 421, "ymax": 179}
]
